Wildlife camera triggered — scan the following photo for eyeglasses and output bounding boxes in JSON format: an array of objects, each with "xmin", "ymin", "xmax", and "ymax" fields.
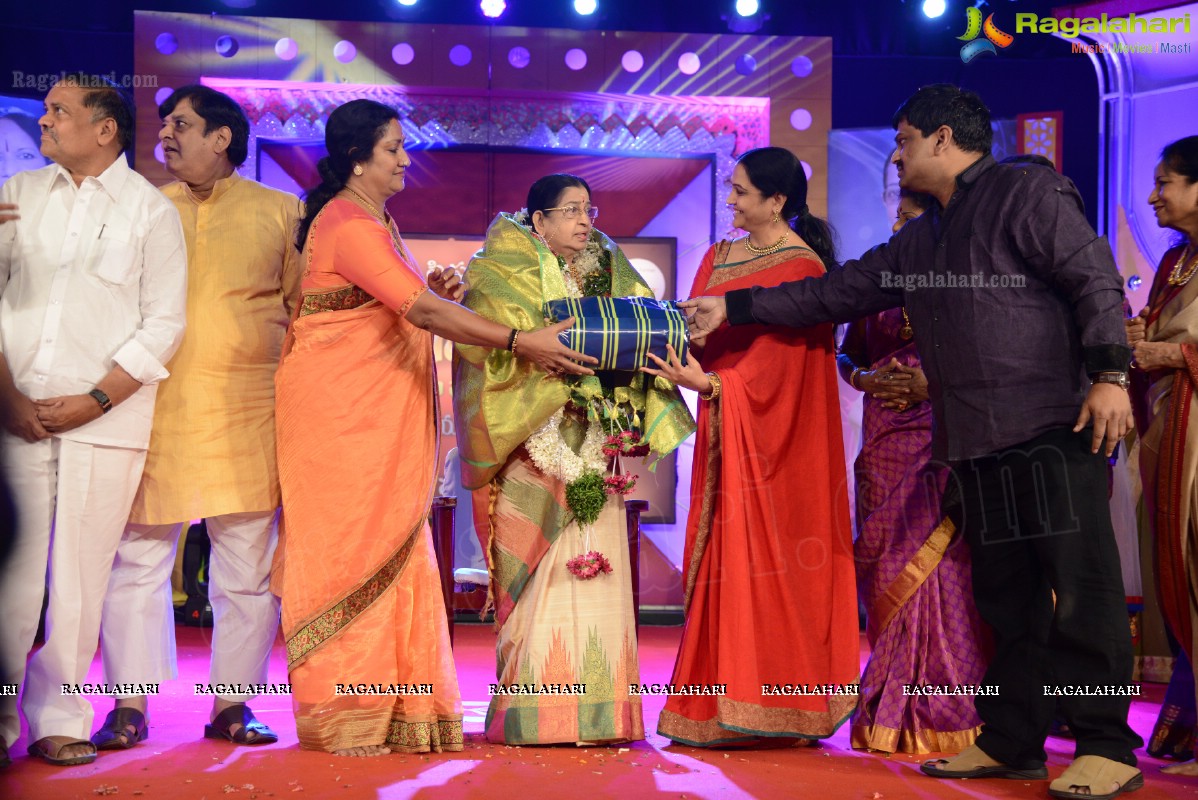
[{"xmin": 544, "ymin": 204, "xmax": 599, "ymax": 221}]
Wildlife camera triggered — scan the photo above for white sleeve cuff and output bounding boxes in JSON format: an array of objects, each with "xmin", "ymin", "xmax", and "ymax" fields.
[{"xmin": 112, "ymin": 339, "xmax": 170, "ymax": 385}]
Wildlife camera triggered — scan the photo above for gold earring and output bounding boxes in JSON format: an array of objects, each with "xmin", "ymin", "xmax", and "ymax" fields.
[
  {"xmin": 772, "ymin": 210, "xmax": 781, "ymax": 223},
  {"xmin": 353, "ymin": 164, "xmax": 364, "ymax": 176}
]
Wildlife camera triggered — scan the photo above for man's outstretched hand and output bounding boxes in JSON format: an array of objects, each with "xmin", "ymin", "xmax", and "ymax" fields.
[{"xmin": 679, "ymin": 296, "xmax": 728, "ymax": 339}]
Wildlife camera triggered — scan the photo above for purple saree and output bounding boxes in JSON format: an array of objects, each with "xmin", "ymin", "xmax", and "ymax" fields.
[{"xmin": 842, "ymin": 307, "xmax": 990, "ymax": 753}]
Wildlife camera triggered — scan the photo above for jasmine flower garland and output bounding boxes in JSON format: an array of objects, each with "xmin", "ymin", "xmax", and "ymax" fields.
[{"xmin": 512, "ymin": 208, "xmax": 641, "ymax": 578}]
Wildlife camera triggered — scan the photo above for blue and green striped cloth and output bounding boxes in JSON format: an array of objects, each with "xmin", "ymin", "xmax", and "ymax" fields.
[{"xmin": 543, "ymin": 296, "xmax": 690, "ymax": 371}]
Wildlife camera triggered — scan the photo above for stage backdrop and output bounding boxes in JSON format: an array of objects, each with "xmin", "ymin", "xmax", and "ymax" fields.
[{"xmin": 133, "ymin": 11, "xmax": 833, "ymax": 610}]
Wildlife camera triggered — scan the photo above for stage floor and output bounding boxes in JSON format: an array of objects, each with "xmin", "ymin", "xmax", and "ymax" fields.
[{"xmin": 1, "ymin": 624, "xmax": 1193, "ymax": 799}]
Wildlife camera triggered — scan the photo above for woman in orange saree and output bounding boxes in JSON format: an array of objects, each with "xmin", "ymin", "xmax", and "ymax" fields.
[
  {"xmin": 646, "ymin": 147, "xmax": 859, "ymax": 746},
  {"xmin": 274, "ymin": 101, "xmax": 593, "ymax": 756},
  {"xmin": 1128, "ymin": 135, "xmax": 1198, "ymax": 776}
]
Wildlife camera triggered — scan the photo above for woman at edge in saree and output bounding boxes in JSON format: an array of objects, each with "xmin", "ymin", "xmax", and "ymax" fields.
[
  {"xmin": 274, "ymin": 101, "xmax": 597, "ymax": 757},
  {"xmin": 1126, "ymin": 134, "xmax": 1198, "ymax": 776},
  {"xmin": 836, "ymin": 187, "xmax": 988, "ymax": 754},
  {"xmin": 642, "ymin": 146, "xmax": 859, "ymax": 747},
  {"xmin": 453, "ymin": 173, "xmax": 694, "ymax": 746}
]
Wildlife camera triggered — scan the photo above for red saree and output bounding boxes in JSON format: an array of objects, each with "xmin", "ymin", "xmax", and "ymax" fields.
[{"xmin": 657, "ymin": 242, "xmax": 859, "ymax": 746}]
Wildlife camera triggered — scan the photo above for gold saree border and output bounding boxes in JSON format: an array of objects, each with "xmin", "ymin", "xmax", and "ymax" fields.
[
  {"xmin": 658, "ymin": 695, "xmax": 857, "ymax": 746},
  {"xmin": 296, "ymin": 706, "xmax": 464, "ymax": 753},
  {"xmin": 684, "ymin": 398, "xmax": 722, "ymax": 612},
  {"xmin": 387, "ymin": 716, "xmax": 465, "ymax": 754},
  {"xmin": 869, "ymin": 517, "xmax": 956, "ymax": 642},
  {"xmin": 706, "ymin": 244, "xmax": 822, "ymax": 289},
  {"xmin": 285, "ymin": 518, "xmax": 424, "ymax": 669},
  {"xmin": 299, "ymin": 283, "xmax": 378, "ymax": 316},
  {"xmin": 850, "ymin": 721, "xmax": 980, "ymax": 754}
]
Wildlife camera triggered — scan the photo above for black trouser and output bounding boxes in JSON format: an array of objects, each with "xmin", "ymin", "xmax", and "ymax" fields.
[{"xmin": 943, "ymin": 426, "xmax": 1142, "ymax": 769}]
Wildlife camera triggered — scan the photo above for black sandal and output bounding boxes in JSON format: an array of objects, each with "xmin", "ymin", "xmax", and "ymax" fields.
[
  {"xmin": 91, "ymin": 707, "xmax": 149, "ymax": 750},
  {"xmin": 203, "ymin": 705, "xmax": 279, "ymax": 746}
]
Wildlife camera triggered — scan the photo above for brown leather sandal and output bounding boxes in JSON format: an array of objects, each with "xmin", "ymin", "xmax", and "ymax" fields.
[{"xmin": 27, "ymin": 736, "xmax": 97, "ymax": 766}]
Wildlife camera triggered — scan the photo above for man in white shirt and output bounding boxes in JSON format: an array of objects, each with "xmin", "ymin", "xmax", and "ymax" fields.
[{"xmin": 0, "ymin": 74, "xmax": 186, "ymax": 767}]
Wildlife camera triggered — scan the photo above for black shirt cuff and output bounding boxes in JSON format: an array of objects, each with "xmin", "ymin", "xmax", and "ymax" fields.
[
  {"xmin": 1084, "ymin": 345, "xmax": 1132, "ymax": 375},
  {"xmin": 726, "ymin": 288, "xmax": 756, "ymax": 326}
]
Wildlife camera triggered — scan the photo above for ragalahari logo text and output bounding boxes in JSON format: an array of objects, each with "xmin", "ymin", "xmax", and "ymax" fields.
[{"xmin": 957, "ymin": 8, "xmax": 1015, "ymax": 62}]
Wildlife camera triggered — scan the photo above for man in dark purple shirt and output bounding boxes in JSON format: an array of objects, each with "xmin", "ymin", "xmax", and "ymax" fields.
[{"xmin": 685, "ymin": 85, "xmax": 1143, "ymax": 798}]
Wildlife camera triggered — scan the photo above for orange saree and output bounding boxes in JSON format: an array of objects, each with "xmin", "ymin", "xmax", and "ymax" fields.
[
  {"xmin": 657, "ymin": 242, "xmax": 859, "ymax": 746},
  {"xmin": 274, "ymin": 199, "xmax": 462, "ymax": 753}
]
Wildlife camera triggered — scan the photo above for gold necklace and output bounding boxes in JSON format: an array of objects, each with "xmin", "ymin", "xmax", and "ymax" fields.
[
  {"xmin": 899, "ymin": 307, "xmax": 913, "ymax": 340},
  {"xmin": 1167, "ymin": 242, "xmax": 1198, "ymax": 286},
  {"xmin": 343, "ymin": 186, "xmax": 385, "ymax": 221},
  {"xmin": 744, "ymin": 232, "xmax": 790, "ymax": 256},
  {"xmin": 342, "ymin": 187, "xmax": 404, "ymax": 252}
]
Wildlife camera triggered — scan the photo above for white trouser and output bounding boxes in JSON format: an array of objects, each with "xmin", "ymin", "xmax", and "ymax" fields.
[
  {"xmin": 0, "ymin": 435, "xmax": 147, "ymax": 744},
  {"xmin": 101, "ymin": 509, "xmax": 280, "ymax": 703}
]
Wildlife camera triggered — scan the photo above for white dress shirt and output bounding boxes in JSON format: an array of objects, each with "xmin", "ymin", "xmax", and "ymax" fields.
[{"xmin": 0, "ymin": 156, "xmax": 187, "ymax": 449}]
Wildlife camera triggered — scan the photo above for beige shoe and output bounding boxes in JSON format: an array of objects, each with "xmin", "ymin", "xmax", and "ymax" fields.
[
  {"xmin": 1048, "ymin": 755, "xmax": 1144, "ymax": 800},
  {"xmin": 921, "ymin": 743, "xmax": 1048, "ymax": 779}
]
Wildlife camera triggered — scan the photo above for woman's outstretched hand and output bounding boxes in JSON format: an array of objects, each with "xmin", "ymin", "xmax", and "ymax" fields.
[
  {"xmin": 641, "ymin": 343, "xmax": 710, "ymax": 394},
  {"xmin": 518, "ymin": 318, "xmax": 598, "ymax": 376}
]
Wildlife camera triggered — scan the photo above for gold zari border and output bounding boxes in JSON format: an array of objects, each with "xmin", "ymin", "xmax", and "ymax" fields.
[
  {"xmin": 870, "ymin": 517, "xmax": 956, "ymax": 640},
  {"xmin": 705, "ymin": 243, "xmax": 821, "ymax": 290},
  {"xmin": 850, "ymin": 721, "xmax": 980, "ymax": 754},
  {"xmin": 299, "ymin": 283, "xmax": 378, "ymax": 316},
  {"xmin": 658, "ymin": 694, "xmax": 857, "ymax": 746},
  {"xmin": 285, "ymin": 519, "xmax": 423, "ymax": 668}
]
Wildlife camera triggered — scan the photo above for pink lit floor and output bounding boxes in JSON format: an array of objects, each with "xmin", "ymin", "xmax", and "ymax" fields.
[{"xmin": 1, "ymin": 625, "xmax": 1194, "ymax": 799}]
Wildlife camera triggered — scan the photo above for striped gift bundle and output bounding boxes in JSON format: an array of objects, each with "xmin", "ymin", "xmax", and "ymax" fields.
[{"xmin": 543, "ymin": 296, "xmax": 690, "ymax": 372}]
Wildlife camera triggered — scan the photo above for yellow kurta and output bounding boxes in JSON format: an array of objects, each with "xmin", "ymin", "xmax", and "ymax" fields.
[{"xmin": 127, "ymin": 172, "xmax": 302, "ymax": 524}]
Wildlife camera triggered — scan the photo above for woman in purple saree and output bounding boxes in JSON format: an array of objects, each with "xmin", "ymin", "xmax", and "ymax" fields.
[{"xmin": 837, "ymin": 189, "xmax": 990, "ymax": 753}]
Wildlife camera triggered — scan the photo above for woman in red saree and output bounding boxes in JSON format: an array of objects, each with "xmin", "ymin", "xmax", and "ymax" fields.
[
  {"xmin": 274, "ymin": 100, "xmax": 592, "ymax": 756},
  {"xmin": 645, "ymin": 147, "xmax": 859, "ymax": 746},
  {"xmin": 1127, "ymin": 134, "xmax": 1198, "ymax": 776}
]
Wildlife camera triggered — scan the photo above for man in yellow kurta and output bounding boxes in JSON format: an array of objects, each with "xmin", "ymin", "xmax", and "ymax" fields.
[{"xmin": 93, "ymin": 86, "xmax": 301, "ymax": 748}]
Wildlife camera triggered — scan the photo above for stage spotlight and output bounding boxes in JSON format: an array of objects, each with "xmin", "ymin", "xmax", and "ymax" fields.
[
  {"xmin": 480, "ymin": 0, "xmax": 506, "ymax": 18},
  {"xmin": 922, "ymin": 0, "xmax": 946, "ymax": 18},
  {"xmin": 396, "ymin": 0, "xmax": 418, "ymax": 5},
  {"xmin": 574, "ymin": 0, "xmax": 597, "ymax": 14},
  {"xmin": 724, "ymin": 0, "xmax": 766, "ymax": 33}
]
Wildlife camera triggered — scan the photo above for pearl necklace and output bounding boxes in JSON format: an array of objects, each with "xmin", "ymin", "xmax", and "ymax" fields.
[
  {"xmin": 744, "ymin": 231, "xmax": 790, "ymax": 256},
  {"xmin": 1167, "ymin": 242, "xmax": 1198, "ymax": 286}
]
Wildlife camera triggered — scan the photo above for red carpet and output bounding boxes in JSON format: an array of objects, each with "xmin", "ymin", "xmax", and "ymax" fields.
[{"xmin": 1, "ymin": 624, "xmax": 1193, "ymax": 799}]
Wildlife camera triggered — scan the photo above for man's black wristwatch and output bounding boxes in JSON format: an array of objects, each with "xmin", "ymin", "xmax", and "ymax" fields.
[
  {"xmin": 88, "ymin": 388, "xmax": 113, "ymax": 414},
  {"xmin": 1092, "ymin": 371, "xmax": 1130, "ymax": 390}
]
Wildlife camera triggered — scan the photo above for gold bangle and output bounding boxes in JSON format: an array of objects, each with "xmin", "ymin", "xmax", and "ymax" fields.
[
  {"xmin": 850, "ymin": 367, "xmax": 864, "ymax": 391},
  {"xmin": 699, "ymin": 371, "xmax": 722, "ymax": 401},
  {"xmin": 511, "ymin": 330, "xmax": 520, "ymax": 356}
]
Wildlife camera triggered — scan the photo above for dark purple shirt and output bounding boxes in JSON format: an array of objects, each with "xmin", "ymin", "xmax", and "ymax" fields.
[{"xmin": 725, "ymin": 155, "xmax": 1131, "ymax": 462}]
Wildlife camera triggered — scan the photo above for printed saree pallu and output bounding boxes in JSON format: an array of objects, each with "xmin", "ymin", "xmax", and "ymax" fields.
[
  {"xmin": 657, "ymin": 242, "xmax": 859, "ymax": 747},
  {"xmin": 274, "ymin": 200, "xmax": 462, "ymax": 754}
]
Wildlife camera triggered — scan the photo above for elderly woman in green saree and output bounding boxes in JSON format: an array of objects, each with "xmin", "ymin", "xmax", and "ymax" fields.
[{"xmin": 453, "ymin": 173, "xmax": 693, "ymax": 746}]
